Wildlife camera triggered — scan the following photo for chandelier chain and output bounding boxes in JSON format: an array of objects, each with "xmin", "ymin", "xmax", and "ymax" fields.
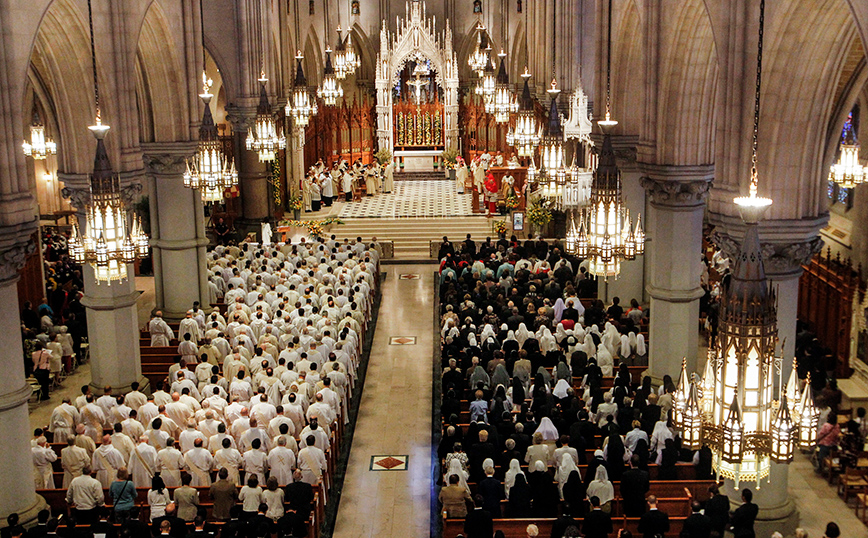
[
  {"xmin": 750, "ymin": 0, "xmax": 765, "ymax": 197},
  {"xmin": 604, "ymin": 0, "xmax": 612, "ymax": 119},
  {"xmin": 86, "ymin": 0, "xmax": 100, "ymax": 121},
  {"xmin": 199, "ymin": 0, "xmax": 206, "ymax": 73}
]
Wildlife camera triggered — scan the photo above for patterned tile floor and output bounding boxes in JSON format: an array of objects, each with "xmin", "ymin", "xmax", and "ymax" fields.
[{"xmin": 338, "ymin": 180, "xmax": 472, "ymax": 218}]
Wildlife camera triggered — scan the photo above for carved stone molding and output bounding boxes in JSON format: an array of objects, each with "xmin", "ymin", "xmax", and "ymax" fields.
[
  {"xmin": 0, "ymin": 240, "xmax": 36, "ymax": 284},
  {"xmin": 640, "ymin": 176, "xmax": 711, "ymax": 208},
  {"xmin": 710, "ymin": 231, "xmax": 824, "ymax": 277},
  {"xmin": 143, "ymin": 153, "xmax": 189, "ymax": 177},
  {"xmin": 60, "ymin": 186, "xmax": 90, "ymax": 210},
  {"xmin": 120, "ymin": 183, "xmax": 144, "ymax": 206}
]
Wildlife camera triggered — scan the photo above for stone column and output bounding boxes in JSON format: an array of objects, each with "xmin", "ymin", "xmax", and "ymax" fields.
[
  {"xmin": 226, "ymin": 110, "xmax": 270, "ymax": 235},
  {"xmin": 288, "ymin": 127, "xmax": 305, "ymax": 198},
  {"xmin": 640, "ymin": 165, "xmax": 712, "ymax": 378},
  {"xmin": 0, "ymin": 231, "xmax": 48, "ymax": 525},
  {"xmin": 143, "ymin": 146, "xmax": 210, "ymax": 320}
]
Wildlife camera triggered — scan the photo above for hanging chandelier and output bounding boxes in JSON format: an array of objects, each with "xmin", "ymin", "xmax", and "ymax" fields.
[
  {"xmin": 317, "ymin": 47, "xmax": 344, "ymax": 106},
  {"xmin": 344, "ymin": 33, "xmax": 360, "ymax": 75},
  {"xmin": 538, "ymin": 79, "xmax": 568, "ymax": 191},
  {"xmin": 468, "ymin": 23, "xmax": 490, "ymax": 75},
  {"xmin": 246, "ymin": 73, "xmax": 285, "ymax": 162},
  {"xmin": 333, "ymin": 27, "xmax": 349, "ymax": 80},
  {"xmin": 506, "ymin": 68, "xmax": 541, "ymax": 157},
  {"xmin": 68, "ymin": 0, "xmax": 148, "ymax": 285},
  {"xmin": 563, "ymin": 88, "xmax": 595, "ymax": 209},
  {"xmin": 574, "ymin": 134, "xmax": 643, "ymax": 279},
  {"xmin": 672, "ymin": 0, "xmax": 817, "ymax": 488},
  {"xmin": 598, "ymin": 0, "xmax": 618, "ymax": 128},
  {"xmin": 475, "ymin": 54, "xmax": 497, "ymax": 103},
  {"xmin": 286, "ymin": 52, "xmax": 318, "ymax": 128},
  {"xmin": 829, "ymin": 120, "xmax": 868, "ymax": 189},
  {"xmin": 22, "ymin": 109, "xmax": 57, "ymax": 160},
  {"xmin": 185, "ymin": 2, "xmax": 237, "ymax": 202},
  {"xmin": 185, "ymin": 75, "xmax": 238, "ymax": 202},
  {"xmin": 485, "ymin": 51, "xmax": 517, "ymax": 123}
]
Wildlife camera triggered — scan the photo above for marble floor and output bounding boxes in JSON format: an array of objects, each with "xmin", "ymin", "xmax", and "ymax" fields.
[
  {"xmin": 332, "ymin": 265, "xmax": 433, "ymax": 538},
  {"xmin": 338, "ymin": 181, "xmax": 470, "ymax": 219}
]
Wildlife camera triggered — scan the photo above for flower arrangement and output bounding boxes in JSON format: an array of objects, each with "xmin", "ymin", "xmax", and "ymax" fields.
[
  {"xmin": 374, "ymin": 147, "xmax": 392, "ymax": 165},
  {"xmin": 441, "ymin": 147, "xmax": 459, "ymax": 167},
  {"xmin": 287, "ymin": 195, "xmax": 303, "ymax": 211},
  {"xmin": 504, "ymin": 191, "xmax": 521, "ymax": 209},
  {"xmin": 492, "ymin": 219, "xmax": 509, "ymax": 236},
  {"xmin": 527, "ymin": 197, "xmax": 553, "ymax": 227},
  {"xmin": 278, "ymin": 217, "xmax": 345, "ymax": 239}
]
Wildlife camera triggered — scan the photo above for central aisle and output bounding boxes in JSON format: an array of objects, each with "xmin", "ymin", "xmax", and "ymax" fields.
[{"xmin": 332, "ymin": 264, "xmax": 433, "ymax": 538}]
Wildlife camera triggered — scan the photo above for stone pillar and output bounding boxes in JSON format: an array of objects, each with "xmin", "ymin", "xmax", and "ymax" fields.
[
  {"xmin": 640, "ymin": 165, "xmax": 712, "ymax": 378},
  {"xmin": 288, "ymin": 127, "xmax": 305, "ymax": 198},
  {"xmin": 0, "ymin": 233, "xmax": 48, "ymax": 525},
  {"xmin": 724, "ymin": 463, "xmax": 798, "ymax": 538},
  {"xmin": 226, "ymin": 111, "xmax": 270, "ymax": 235},
  {"xmin": 143, "ymin": 147, "xmax": 210, "ymax": 320}
]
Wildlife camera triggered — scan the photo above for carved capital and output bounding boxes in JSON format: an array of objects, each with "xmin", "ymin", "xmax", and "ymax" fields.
[
  {"xmin": 143, "ymin": 153, "xmax": 189, "ymax": 177},
  {"xmin": 641, "ymin": 177, "xmax": 711, "ymax": 208},
  {"xmin": 0, "ymin": 240, "xmax": 36, "ymax": 284},
  {"xmin": 120, "ymin": 183, "xmax": 144, "ymax": 206},
  {"xmin": 61, "ymin": 186, "xmax": 91, "ymax": 211},
  {"xmin": 710, "ymin": 231, "xmax": 824, "ymax": 277}
]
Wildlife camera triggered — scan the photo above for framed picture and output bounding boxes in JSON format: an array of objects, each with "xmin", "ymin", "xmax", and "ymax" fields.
[{"xmin": 512, "ymin": 211, "xmax": 524, "ymax": 231}]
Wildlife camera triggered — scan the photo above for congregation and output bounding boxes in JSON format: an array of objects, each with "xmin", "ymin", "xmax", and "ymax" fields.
[
  {"xmin": 434, "ymin": 234, "xmax": 843, "ymax": 538},
  {"xmin": 22, "ymin": 236, "xmax": 383, "ymax": 537}
]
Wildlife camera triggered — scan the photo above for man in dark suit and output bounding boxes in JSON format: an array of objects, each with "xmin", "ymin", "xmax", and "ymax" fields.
[
  {"xmin": 120, "ymin": 507, "xmax": 151, "ymax": 538},
  {"xmin": 151, "ymin": 503, "xmax": 188, "ymax": 538},
  {"xmin": 704, "ymin": 484, "xmax": 730, "ymax": 537},
  {"xmin": 438, "ymin": 237, "xmax": 455, "ymax": 260},
  {"xmin": 464, "ymin": 495, "xmax": 493, "ymax": 538},
  {"xmin": 185, "ymin": 516, "xmax": 211, "ymax": 538},
  {"xmin": 729, "ymin": 489, "xmax": 758, "ymax": 538},
  {"xmin": 28, "ymin": 510, "xmax": 51, "ymax": 538},
  {"xmin": 638, "ymin": 495, "xmax": 670, "ymax": 538},
  {"xmin": 285, "ymin": 470, "xmax": 315, "ymax": 520},
  {"xmin": 551, "ymin": 504, "xmax": 578, "ymax": 538},
  {"xmin": 248, "ymin": 504, "xmax": 275, "ymax": 537},
  {"xmin": 682, "ymin": 501, "xmax": 712, "ymax": 538},
  {"xmin": 463, "ymin": 234, "xmax": 477, "ymax": 258},
  {"xmin": 276, "ymin": 509, "xmax": 307, "ymax": 538},
  {"xmin": 621, "ymin": 455, "xmax": 650, "ymax": 517},
  {"xmin": 582, "ymin": 496, "xmax": 613, "ymax": 538},
  {"xmin": 90, "ymin": 508, "xmax": 118, "ymax": 538},
  {"xmin": 478, "ymin": 466, "xmax": 504, "ymax": 518}
]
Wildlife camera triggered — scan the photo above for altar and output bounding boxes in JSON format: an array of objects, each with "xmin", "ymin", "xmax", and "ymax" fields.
[{"xmin": 395, "ymin": 149, "xmax": 440, "ymax": 171}]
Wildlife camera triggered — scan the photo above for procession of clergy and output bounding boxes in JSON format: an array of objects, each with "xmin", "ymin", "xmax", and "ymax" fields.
[
  {"xmin": 300, "ymin": 151, "xmax": 518, "ymax": 214},
  {"xmin": 35, "ymin": 236, "xmax": 380, "ymax": 515}
]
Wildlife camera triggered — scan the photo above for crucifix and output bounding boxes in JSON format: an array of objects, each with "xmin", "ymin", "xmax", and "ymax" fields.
[{"xmin": 407, "ymin": 72, "xmax": 428, "ymax": 104}]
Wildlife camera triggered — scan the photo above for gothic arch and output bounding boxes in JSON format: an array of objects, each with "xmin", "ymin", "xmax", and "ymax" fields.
[
  {"xmin": 135, "ymin": 1, "xmax": 189, "ymax": 143},
  {"xmin": 609, "ymin": 0, "xmax": 643, "ymax": 134}
]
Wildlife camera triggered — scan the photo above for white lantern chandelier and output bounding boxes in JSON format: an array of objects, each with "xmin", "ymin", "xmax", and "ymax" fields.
[
  {"xmin": 286, "ymin": 52, "xmax": 318, "ymax": 128},
  {"xmin": 537, "ymin": 79, "xmax": 568, "ymax": 202},
  {"xmin": 671, "ymin": 0, "xmax": 818, "ymax": 488},
  {"xmin": 317, "ymin": 0, "xmax": 343, "ymax": 107},
  {"xmin": 185, "ymin": 0, "xmax": 237, "ymax": 202},
  {"xmin": 22, "ymin": 108, "xmax": 57, "ymax": 160},
  {"xmin": 506, "ymin": 68, "xmax": 541, "ymax": 158},
  {"xmin": 468, "ymin": 23, "xmax": 490, "ymax": 75},
  {"xmin": 485, "ymin": 51, "xmax": 518, "ymax": 124},
  {"xmin": 68, "ymin": 0, "xmax": 148, "ymax": 284},
  {"xmin": 246, "ymin": 71, "xmax": 286, "ymax": 162},
  {"xmin": 829, "ymin": 117, "xmax": 868, "ymax": 189}
]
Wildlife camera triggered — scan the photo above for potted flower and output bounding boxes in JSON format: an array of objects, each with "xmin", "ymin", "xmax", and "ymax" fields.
[
  {"xmin": 287, "ymin": 195, "xmax": 303, "ymax": 220},
  {"xmin": 441, "ymin": 148, "xmax": 458, "ymax": 180},
  {"xmin": 492, "ymin": 219, "xmax": 509, "ymax": 239},
  {"xmin": 374, "ymin": 147, "xmax": 392, "ymax": 166},
  {"xmin": 527, "ymin": 197, "xmax": 553, "ymax": 237}
]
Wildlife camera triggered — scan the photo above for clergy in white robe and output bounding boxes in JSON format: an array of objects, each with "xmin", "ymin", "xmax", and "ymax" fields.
[
  {"xmin": 364, "ymin": 165, "xmax": 378, "ymax": 195},
  {"xmin": 267, "ymin": 437, "xmax": 296, "ymax": 486},
  {"xmin": 110, "ymin": 427, "xmax": 136, "ymax": 464},
  {"xmin": 297, "ymin": 437, "xmax": 327, "ymax": 485},
  {"xmin": 49, "ymin": 398, "xmax": 79, "ymax": 443},
  {"xmin": 383, "ymin": 161, "xmax": 395, "ymax": 193},
  {"xmin": 214, "ymin": 438, "xmax": 243, "ymax": 485},
  {"xmin": 261, "ymin": 222, "xmax": 273, "ymax": 245},
  {"xmin": 128, "ymin": 438, "xmax": 157, "ymax": 488},
  {"xmin": 32, "ymin": 437, "xmax": 58, "ymax": 489},
  {"xmin": 179, "ymin": 313, "xmax": 201, "ymax": 344},
  {"xmin": 92, "ymin": 437, "xmax": 125, "ymax": 488},
  {"xmin": 156, "ymin": 440, "xmax": 185, "ymax": 487},
  {"xmin": 242, "ymin": 441, "xmax": 268, "ymax": 484},
  {"xmin": 149, "ymin": 312, "xmax": 174, "ymax": 346},
  {"xmin": 61, "ymin": 439, "xmax": 90, "ymax": 488},
  {"xmin": 81, "ymin": 400, "xmax": 106, "ymax": 442},
  {"xmin": 184, "ymin": 440, "xmax": 214, "ymax": 486}
]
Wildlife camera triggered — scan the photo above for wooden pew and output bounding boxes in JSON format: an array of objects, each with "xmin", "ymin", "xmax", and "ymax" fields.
[{"xmin": 443, "ymin": 516, "xmax": 689, "ymax": 538}]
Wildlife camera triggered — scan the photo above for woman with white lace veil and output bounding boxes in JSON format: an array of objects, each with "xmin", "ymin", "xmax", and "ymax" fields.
[
  {"xmin": 557, "ymin": 452, "xmax": 581, "ymax": 499},
  {"xmin": 586, "ymin": 465, "xmax": 615, "ymax": 513},
  {"xmin": 515, "ymin": 323, "xmax": 531, "ymax": 348},
  {"xmin": 504, "ymin": 458, "xmax": 525, "ymax": 499}
]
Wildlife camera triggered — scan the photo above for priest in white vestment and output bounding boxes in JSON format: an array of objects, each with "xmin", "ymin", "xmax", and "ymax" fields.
[
  {"xmin": 92, "ymin": 436, "xmax": 125, "ymax": 488},
  {"xmin": 149, "ymin": 311, "xmax": 174, "ymax": 346}
]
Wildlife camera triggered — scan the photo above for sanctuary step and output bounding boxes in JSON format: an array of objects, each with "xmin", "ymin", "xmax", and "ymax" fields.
[
  {"xmin": 394, "ymin": 170, "xmax": 451, "ymax": 181},
  {"xmin": 334, "ymin": 216, "xmax": 493, "ymax": 260}
]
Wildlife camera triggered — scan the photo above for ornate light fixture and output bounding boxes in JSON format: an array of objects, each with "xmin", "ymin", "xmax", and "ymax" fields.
[
  {"xmin": 829, "ymin": 119, "xmax": 868, "ymax": 188},
  {"xmin": 506, "ymin": 68, "xmax": 541, "ymax": 157},
  {"xmin": 672, "ymin": 0, "xmax": 815, "ymax": 487},
  {"xmin": 246, "ymin": 73, "xmax": 286, "ymax": 162},
  {"xmin": 563, "ymin": 87, "xmax": 595, "ymax": 209},
  {"xmin": 475, "ymin": 54, "xmax": 496, "ymax": 103},
  {"xmin": 185, "ymin": 0, "xmax": 237, "ymax": 202},
  {"xmin": 286, "ymin": 52, "xmax": 318, "ymax": 128},
  {"xmin": 333, "ymin": 27, "xmax": 348, "ymax": 80},
  {"xmin": 317, "ymin": 47, "xmax": 344, "ymax": 106},
  {"xmin": 22, "ymin": 108, "xmax": 57, "ymax": 160},
  {"xmin": 468, "ymin": 23, "xmax": 490, "ymax": 75},
  {"xmin": 68, "ymin": 0, "xmax": 148, "ymax": 284},
  {"xmin": 575, "ymin": 134, "xmax": 643, "ymax": 279},
  {"xmin": 485, "ymin": 51, "xmax": 518, "ymax": 123},
  {"xmin": 538, "ymin": 79, "xmax": 568, "ymax": 192}
]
